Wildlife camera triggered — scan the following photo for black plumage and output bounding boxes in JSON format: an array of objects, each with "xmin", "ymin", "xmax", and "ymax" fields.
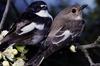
[{"xmin": 0, "ymin": 1, "xmax": 53, "ymax": 51}]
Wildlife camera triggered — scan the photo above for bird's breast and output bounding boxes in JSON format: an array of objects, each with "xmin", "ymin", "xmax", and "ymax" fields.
[{"xmin": 65, "ymin": 20, "xmax": 83, "ymax": 33}]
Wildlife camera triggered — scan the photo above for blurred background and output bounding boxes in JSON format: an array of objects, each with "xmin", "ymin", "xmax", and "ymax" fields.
[{"xmin": 0, "ymin": 0, "xmax": 100, "ymax": 66}]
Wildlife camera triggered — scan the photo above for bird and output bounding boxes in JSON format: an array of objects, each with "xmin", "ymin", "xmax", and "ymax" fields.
[
  {"xmin": 0, "ymin": 1, "xmax": 53, "ymax": 51},
  {"xmin": 46, "ymin": 4, "xmax": 87, "ymax": 45},
  {"xmin": 25, "ymin": 4, "xmax": 88, "ymax": 66}
]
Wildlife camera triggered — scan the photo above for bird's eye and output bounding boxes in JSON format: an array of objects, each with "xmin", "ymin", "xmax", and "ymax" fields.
[{"xmin": 71, "ymin": 8, "xmax": 77, "ymax": 13}]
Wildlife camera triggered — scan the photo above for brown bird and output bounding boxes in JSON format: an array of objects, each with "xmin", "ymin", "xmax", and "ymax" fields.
[{"xmin": 46, "ymin": 4, "xmax": 87, "ymax": 45}]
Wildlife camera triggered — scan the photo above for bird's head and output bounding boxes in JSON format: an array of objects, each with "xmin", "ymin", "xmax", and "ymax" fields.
[
  {"xmin": 58, "ymin": 4, "xmax": 88, "ymax": 21},
  {"xmin": 27, "ymin": 1, "xmax": 48, "ymax": 13}
]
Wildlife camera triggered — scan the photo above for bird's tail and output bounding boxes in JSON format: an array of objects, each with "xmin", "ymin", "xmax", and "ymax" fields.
[{"xmin": 25, "ymin": 54, "xmax": 44, "ymax": 66}]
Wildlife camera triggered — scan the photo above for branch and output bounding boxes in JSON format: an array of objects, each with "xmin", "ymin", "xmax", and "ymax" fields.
[
  {"xmin": 78, "ymin": 36, "xmax": 100, "ymax": 66},
  {"xmin": 78, "ymin": 43, "xmax": 100, "ymax": 49},
  {"xmin": 81, "ymin": 48, "xmax": 100, "ymax": 66},
  {"xmin": 0, "ymin": 0, "xmax": 11, "ymax": 30}
]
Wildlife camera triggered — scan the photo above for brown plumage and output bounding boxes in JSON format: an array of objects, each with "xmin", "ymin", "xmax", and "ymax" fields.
[{"xmin": 46, "ymin": 4, "xmax": 87, "ymax": 44}]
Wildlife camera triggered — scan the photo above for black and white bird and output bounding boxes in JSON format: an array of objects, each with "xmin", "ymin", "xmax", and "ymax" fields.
[{"xmin": 0, "ymin": 1, "xmax": 53, "ymax": 51}]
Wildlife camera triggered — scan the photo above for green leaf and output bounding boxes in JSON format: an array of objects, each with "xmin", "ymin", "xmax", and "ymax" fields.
[{"xmin": 15, "ymin": 45, "xmax": 25, "ymax": 53}]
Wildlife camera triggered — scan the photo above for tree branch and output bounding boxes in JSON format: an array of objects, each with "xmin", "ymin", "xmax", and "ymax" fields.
[
  {"xmin": 78, "ymin": 37, "xmax": 100, "ymax": 66},
  {"xmin": 0, "ymin": 0, "xmax": 11, "ymax": 30},
  {"xmin": 80, "ymin": 48, "xmax": 100, "ymax": 66},
  {"xmin": 78, "ymin": 43, "xmax": 100, "ymax": 49}
]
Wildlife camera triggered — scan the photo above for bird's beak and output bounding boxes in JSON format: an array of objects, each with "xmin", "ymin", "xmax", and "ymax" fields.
[
  {"xmin": 42, "ymin": 6, "xmax": 48, "ymax": 10},
  {"xmin": 80, "ymin": 4, "xmax": 88, "ymax": 10}
]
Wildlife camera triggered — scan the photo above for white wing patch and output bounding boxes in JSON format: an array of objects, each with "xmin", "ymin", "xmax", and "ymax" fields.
[
  {"xmin": 52, "ymin": 30, "xmax": 72, "ymax": 44},
  {"xmin": 35, "ymin": 10, "xmax": 53, "ymax": 20},
  {"xmin": 18, "ymin": 22, "xmax": 44, "ymax": 35}
]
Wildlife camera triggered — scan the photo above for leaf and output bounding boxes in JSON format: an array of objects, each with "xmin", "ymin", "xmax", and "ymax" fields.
[{"xmin": 15, "ymin": 45, "xmax": 25, "ymax": 53}]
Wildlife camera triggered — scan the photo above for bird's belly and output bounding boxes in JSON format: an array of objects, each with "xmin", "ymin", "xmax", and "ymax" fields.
[
  {"xmin": 66, "ymin": 20, "xmax": 83, "ymax": 32},
  {"xmin": 31, "ymin": 35, "xmax": 44, "ymax": 44}
]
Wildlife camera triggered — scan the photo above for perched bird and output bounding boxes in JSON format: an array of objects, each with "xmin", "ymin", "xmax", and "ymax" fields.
[
  {"xmin": 0, "ymin": 1, "xmax": 53, "ymax": 51},
  {"xmin": 25, "ymin": 4, "xmax": 88, "ymax": 66},
  {"xmin": 46, "ymin": 4, "xmax": 87, "ymax": 45}
]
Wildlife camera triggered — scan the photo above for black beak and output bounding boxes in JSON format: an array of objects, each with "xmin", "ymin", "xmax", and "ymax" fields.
[{"xmin": 80, "ymin": 4, "xmax": 88, "ymax": 10}]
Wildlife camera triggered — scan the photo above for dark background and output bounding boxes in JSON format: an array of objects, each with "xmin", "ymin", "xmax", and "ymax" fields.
[{"xmin": 0, "ymin": 0, "xmax": 100, "ymax": 66}]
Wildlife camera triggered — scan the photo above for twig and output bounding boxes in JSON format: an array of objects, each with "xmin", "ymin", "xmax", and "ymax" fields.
[
  {"xmin": 0, "ymin": 0, "xmax": 11, "ymax": 30},
  {"xmin": 79, "ymin": 46, "xmax": 100, "ymax": 66},
  {"xmin": 80, "ymin": 48, "xmax": 94, "ymax": 66},
  {"xmin": 78, "ymin": 37, "xmax": 100, "ymax": 66},
  {"xmin": 78, "ymin": 43, "xmax": 100, "ymax": 49}
]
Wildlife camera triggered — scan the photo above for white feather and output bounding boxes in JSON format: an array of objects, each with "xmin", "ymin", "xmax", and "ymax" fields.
[
  {"xmin": 36, "ymin": 24, "xmax": 44, "ymax": 30},
  {"xmin": 19, "ymin": 23, "xmax": 36, "ymax": 35},
  {"xmin": 52, "ymin": 30, "xmax": 72, "ymax": 44},
  {"xmin": 18, "ymin": 22, "xmax": 44, "ymax": 35},
  {"xmin": 32, "ymin": 35, "xmax": 43, "ymax": 44},
  {"xmin": 35, "ymin": 10, "xmax": 53, "ymax": 20},
  {"xmin": 38, "ymin": 57, "xmax": 44, "ymax": 66},
  {"xmin": 0, "ymin": 30, "xmax": 8, "ymax": 44},
  {"xmin": 1, "ymin": 30, "xmax": 8, "ymax": 36},
  {"xmin": 75, "ymin": 15, "xmax": 82, "ymax": 20},
  {"xmin": 0, "ymin": 30, "xmax": 8, "ymax": 41}
]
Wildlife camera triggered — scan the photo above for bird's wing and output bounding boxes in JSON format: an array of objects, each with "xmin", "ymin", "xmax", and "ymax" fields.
[
  {"xmin": 0, "ymin": 20, "xmax": 31, "ymax": 43},
  {"xmin": 5, "ymin": 19, "xmax": 32, "ymax": 35},
  {"xmin": 51, "ymin": 26, "xmax": 73, "ymax": 44},
  {"xmin": 6, "ymin": 22, "xmax": 17, "ymax": 35},
  {"xmin": 16, "ymin": 21, "xmax": 35, "ymax": 35}
]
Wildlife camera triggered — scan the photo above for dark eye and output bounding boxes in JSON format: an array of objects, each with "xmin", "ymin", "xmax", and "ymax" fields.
[{"xmin": 72, "ymin": 9, "xmax": 76, "ymax": 13}]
